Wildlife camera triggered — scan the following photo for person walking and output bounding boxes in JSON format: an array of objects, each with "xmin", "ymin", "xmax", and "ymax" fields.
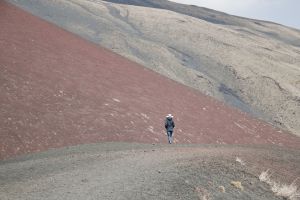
[{"xmin": 165, "ymin": 114, "xmax": 175, "ymax": 144}]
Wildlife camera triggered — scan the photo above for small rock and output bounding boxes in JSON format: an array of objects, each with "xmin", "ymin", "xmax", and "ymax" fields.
[{"xmin": 81, "ymin": 179, "xmax": 88, "ymax": 183}]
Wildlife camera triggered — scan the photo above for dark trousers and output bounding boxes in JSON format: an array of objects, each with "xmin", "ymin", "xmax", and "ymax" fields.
[{"xmin": 167, "ymin": 130, "xmax": 173, "ymax": 144}]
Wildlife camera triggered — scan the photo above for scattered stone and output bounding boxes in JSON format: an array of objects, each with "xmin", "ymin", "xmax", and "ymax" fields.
[
  {"xmin": 81, "ymin": 178, "xmax": 88, "ymax": 183},
  {"xmin": 112, "ymin": 98, "xmax": 120, "ymax": 102}
]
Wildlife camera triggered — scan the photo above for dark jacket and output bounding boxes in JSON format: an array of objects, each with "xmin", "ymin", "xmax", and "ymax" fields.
[{"xmin": 165, "ymin": 118, "xmax": 175, "ymax": 131}]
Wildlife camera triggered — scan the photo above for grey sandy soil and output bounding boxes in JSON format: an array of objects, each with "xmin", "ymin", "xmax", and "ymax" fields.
[{"xmin": 1, "ymin": 142, "xmax": 299, "ymax": 200}]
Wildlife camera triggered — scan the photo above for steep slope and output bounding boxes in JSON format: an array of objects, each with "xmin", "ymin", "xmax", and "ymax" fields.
[
  {"xmin": 1, "ymin": 2, "xmax": 300, "ymax": 160},
  {"xmin": 7, "ymin": 0, "xmax": 300, "ymax": 136},
  {"xmin": 103, "ymin": 0, "xmax": 300, "ymax": 47}
]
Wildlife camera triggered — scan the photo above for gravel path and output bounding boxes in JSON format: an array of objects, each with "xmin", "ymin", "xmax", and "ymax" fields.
[{"xmin": 1, "ymin": 143, "xmax": 299, "ymax": 199}]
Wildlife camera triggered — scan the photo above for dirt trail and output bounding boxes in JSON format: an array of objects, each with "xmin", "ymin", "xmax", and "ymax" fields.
[{"xmin": 1, "ymin": 143, "xmax": 299, "ymax": 200}]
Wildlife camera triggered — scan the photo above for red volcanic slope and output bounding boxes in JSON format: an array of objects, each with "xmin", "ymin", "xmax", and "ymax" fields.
[{"xmin": 0, "ymin": 2, "xmax": 299, "ymax": 159}]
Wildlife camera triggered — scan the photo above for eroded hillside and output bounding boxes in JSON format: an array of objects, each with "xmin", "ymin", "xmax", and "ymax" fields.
[
  {"xmin": 2, "ymin": 1, "xmax": 300, "ymax": 159},
  {"xmin": 7, "ymin": 0, "xmax": 300, "ymax": 135}
]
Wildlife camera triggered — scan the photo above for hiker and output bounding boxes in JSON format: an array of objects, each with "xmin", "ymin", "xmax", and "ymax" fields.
[{"xmin": 165, "ymin": 114, "xmax": 175, "ymax": 144}]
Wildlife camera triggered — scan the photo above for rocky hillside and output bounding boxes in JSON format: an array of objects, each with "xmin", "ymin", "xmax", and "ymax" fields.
[{"xmin": 7, "ymin": 0, "xmax": 300, "ymax": 135}]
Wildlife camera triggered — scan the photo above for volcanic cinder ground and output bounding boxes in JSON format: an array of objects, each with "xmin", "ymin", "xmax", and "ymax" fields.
[
  {"xmin": 0, "ymin": 1, "xmax": 300, "ymax": 200},
  {"xmin": 7, "ymin": 0, "xmax": 300, "ymax": 135}
]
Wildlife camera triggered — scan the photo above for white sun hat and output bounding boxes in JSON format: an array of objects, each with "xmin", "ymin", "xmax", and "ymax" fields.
[{"xmin": 166, "ymin": 114, "xmax": 173, "ymax": 118}]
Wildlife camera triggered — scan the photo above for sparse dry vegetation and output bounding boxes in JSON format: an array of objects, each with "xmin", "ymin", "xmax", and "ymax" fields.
[
  {"xmin": 236, "ymin": 157, "xmax": 246, "ymax": 166},
  {"xmin": 259, "ymin": 169, "xmax": 300, "ymax": 200},
  {"xmin": 218, "ymin": 185, "xmax": 226, "ymax": 193},
  {"xmin": 231, "ymin": 181, "xmax": 244, "ymax": 191}
]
